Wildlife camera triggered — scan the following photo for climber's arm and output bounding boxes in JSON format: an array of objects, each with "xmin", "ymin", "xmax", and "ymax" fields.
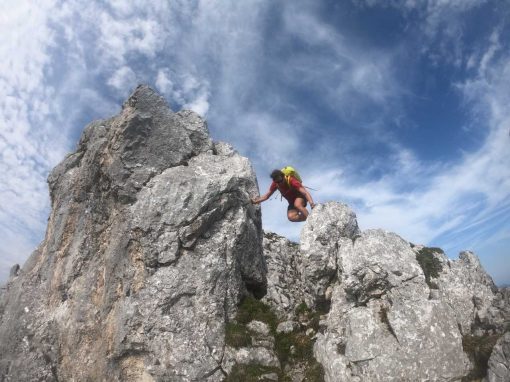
[{"xmin": 252, "ymin": 187, "xmax": 276, "ymax": 204}]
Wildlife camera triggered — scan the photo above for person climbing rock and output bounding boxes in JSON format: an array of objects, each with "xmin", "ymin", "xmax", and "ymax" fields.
[{"xmin": 251, "ymin": 169, "xmax": 316, "ymax": 222}]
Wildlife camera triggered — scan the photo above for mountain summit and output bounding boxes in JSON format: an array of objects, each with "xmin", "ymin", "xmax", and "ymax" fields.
[{"xmin": 1, "ymin": 86, "xmax": 508, "ymax": 381}]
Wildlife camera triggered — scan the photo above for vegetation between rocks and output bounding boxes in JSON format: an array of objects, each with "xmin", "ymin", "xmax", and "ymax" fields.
[
  {"xmin": 225, "ymin": 322, "xmax": 251, "ymax": 348},
  {"xmin": 224, "ymin": 364, "xmax": 280, "ymax": 382},
  {"xmin": 225, "ymin": 297, "xmax": 325, "ymax": 381},
  {"xmin": 416, "ymin": 247, "xmax": 444, "ymax": 289}
]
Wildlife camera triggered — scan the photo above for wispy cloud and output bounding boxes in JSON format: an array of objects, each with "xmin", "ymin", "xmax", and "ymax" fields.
[
  {"xmin": 300, "ymin": 26, "xmax": 510, "ymax": 270},
  {"xmin": 0, "ymin": 0, "xmax": 72, "ymax": 282},
  {"xmin": 0, "ymin": 0, "xmax": 508, "ymax": 285},
  {"xmin": 281, "ymin": 2, "xmax": 399, "ymax": 119}
]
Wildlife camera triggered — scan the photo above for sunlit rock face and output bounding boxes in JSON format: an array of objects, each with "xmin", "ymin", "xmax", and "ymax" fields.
[
  {"xmin": 262, "ymin": 202, "xmax": 507, "ymax": 381},
  {"xmin": 0, "ymin": 85, "xmax": 266, "ymax": 382},
  {"xmin": 0, "ymin": 86, "xmax": 507, "ymax": 382}
]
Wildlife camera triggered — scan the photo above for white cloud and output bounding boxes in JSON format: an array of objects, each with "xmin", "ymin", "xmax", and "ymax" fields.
[
  {"xmin": 108, "ymin": 66, "xmax": 137, "ymax": 94},
  {"xmin": 0, "ymin": 0, "xmax": 73, "ymax": 281},
  {"xmin": 295, "ymin": 28, "xmax": 510, "ymax": 262},
  {"xmin": 155, "ymin": 69, "xmax": 175, "ymax": 98},
  {"xmin": 0, "ymin": 0, "xmax": 508, "ymax": 286},
  {"xmin": 279, "ymin": 2, "xmax": 399, "ymax": 121},
  {"xmin": 184, "ymin": 89, "xmax": 210, "ymax": 116}
]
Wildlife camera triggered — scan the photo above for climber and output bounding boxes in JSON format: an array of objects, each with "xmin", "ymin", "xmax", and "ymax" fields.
[{"xmin": 251, "ymin": 169, "xmax": 316, "ymax": 222}]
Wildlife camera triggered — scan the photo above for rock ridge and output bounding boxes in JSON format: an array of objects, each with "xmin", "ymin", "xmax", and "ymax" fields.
[
  {"xmin": 261, "ymin": 204, "xmax": 509, "ymax": 381},
  {"xmin": 0, "ymin": 85, "xmax": 508, "ymax": 381}
]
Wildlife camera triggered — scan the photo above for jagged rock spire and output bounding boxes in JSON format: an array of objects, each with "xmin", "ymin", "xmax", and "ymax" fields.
[{"xmin": 0, "ymin": 85, "xmax": 266, "ymax": 381}]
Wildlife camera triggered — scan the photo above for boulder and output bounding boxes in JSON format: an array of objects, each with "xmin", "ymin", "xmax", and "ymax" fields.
[
  {"xmin": 305, "ymin": 216, "xmax": 470, "ymax": 380},
  {"xmin": 299, "ymin": 202, "xmax": 360, "ymax": 308}
]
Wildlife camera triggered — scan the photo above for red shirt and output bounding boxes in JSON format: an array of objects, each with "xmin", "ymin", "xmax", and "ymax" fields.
[{"xmin": 269, "ymin": 177, "xmax": 304, "ymax": 204}]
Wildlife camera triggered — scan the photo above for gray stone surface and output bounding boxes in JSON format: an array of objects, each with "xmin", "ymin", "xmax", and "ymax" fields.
[
  {"xmin": 0, "ymin": 85, "xmax": 507, "ymax": 382},
  {"xmin": 487, "ymin": 287, "xmax": 510, "ymax": 335},
  {"xmin": 312, "ymin": 223, "xmax": 470, "ymax": 380},
  {"xmin": 277, "ymin": 320, "xmax": 299, "ymax": 334},
  {"xmin": 299, "ymin": 202, "xmax": 360, "ymax": 308},
  {"xmin": 0, "ymin": 85, "xmax": 266, "ymax": 382},
  {"xmin": 222, "ymin": 346, "xmax": 280, "ymax": 373},
  {"xmin": 222, "ymin": 319, "xmax": 279, "ymax": 374},
  {"xmin": 414, "ymin": 246, "xmax": 499, "ymax": 335},
  {"xmin": 261, "ymin": 202, "xmax": 505, "ymax": 380},
  {"xmin": 261, "ymin": 231, "xmax": 304, "ymax": 318},
  {"xmin": 485, "ymin": 332, "xmax": 510, "ymax": 382}
]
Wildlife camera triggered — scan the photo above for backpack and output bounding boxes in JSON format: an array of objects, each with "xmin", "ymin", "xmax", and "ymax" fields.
[{"xmin": 281, "ymin": 166, "xmax": 302, "ymax": 186}]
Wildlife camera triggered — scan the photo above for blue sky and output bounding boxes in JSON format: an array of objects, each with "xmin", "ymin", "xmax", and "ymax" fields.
[{"xmin": 1, "ymin": 0, "xmax": 509, "ymax": 285}]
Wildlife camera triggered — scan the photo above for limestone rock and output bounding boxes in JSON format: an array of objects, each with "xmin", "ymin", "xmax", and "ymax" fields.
[
  {"xmin": 277, "ymin": 321, "xmax": 299, "ymax": 334},
  {"xmin": 261, "ymin": 231, "xmax": 304, "ymax": 318},
  {"xmin": 222, "ymin": 319, "xmax": 279, "ymax": 374},
  {"xmin": 310, "ymin": 222, "xmax": 470, "ymax": 380},
  {"xmin": 299, "ymin": 202, "xmax": 360, "ymax": 307},
  {"xmin": 1, "ymin": 84, "xmax": 507, "ymax": 382},
  {"xmin": 487, "ymin": 287, "xmax": 510, "ymax": 335},
  {"xmin": 0, "ymin": 85, "xmax": 266, "ymax": 382},
  {"xmin": 222, "ymin": 346, "xmax": 280, "ymax": 374},
  {"xmin": 413, "ymin": 246, "xmax": 498, "ymax": 335}
]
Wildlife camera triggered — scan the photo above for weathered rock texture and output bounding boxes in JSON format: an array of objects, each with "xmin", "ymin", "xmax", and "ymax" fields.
[
  {"xmin": 485, "ymin": 332, "xmax": 510, "ymax": 382},
  {"xmin": 414, "ymin": 246, "xmax": 499, "ymax": 335},
  {"xmin": 1, "ymin": 86, "xmax": 508, "ymax": 382},
  {"xmin": 261, "ymin": 232, "xmax": 303, "ymax": 319},
  {"xmin": 316, "ymin": 229, "xmax": 470, "ymax": 381},
  {"xmin": 261, "ymin": 203, "xmax": 509, "ymax": 381},
  {"xmin": 0, "ymin": 85, "xmax": 266, "ymax": 381}
]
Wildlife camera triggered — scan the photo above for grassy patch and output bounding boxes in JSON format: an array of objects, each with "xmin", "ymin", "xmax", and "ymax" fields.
[
  {"xmin": 225, "ymin": 322, "xmax": 251, "ymax": 348},
  {"xmin": 462, "ymin": 334, "xmax": 502, "ymax": 380},
  {"xmin": 296, "ymin": 301, "xmax": 309, "ymax": 316},
  {"xmin": 295, "ymin": 301, "xmax": 324, "ymax": 332},
  {"xmin": 225, "ymin": 298, "xmax": 325, "ymax": 381},
  {"xmin": 304, "ymin": 361, "xmax": 326, "ymax": 381},
  {"xmin": 236, "ymin": 296, "xmax": 278, "ymax": 332},
  {"xmin": 416, "ymin": 247, "xmax": 443, "ymax": 289},
  {"xmin": 271, "ymin": 302, "xmax": 326, "ymax": 380},
  {"xmin": 225, "ymin": 296, "xmax": 278, "ymax": 348},
  {"xmin": 224, "ymin": 364, "xmax": 281, "ymax": 382},
  {"xmin": 275, "ymin": 331, "xmax": 315, "ymax": 366}
]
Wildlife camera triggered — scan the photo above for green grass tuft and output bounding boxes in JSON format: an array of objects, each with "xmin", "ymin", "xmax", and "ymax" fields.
[
  {"xmin": 236, "ymin": 296, "xmax": 278, "ymax": 332},
  {"xmin": 225, "ymin": 322, "xmax": 252, "ymax": 348},
  {"xmin": 275, "ymin": 331, "xmax": 316, "ymax": 369},
  {"xmin": 416, "ymin": 247, "xmax": 443, "ymax": 289},
  {"xmin": 225, "ymin": 297, "xmax": 326, "ymax": 381},
  {"xmin": 304, "ymin": 361, "xmax": 326, "ymax": 381}
]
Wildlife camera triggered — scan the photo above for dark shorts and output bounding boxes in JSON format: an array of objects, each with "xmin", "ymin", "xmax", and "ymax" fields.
[{"xmin": 287, "ymin": 197, "xmax": 307, "ymax": 211}]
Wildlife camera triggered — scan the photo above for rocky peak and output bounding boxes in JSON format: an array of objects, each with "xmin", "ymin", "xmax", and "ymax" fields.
[
  {"xmin": 0, "ymin": 86, "xmax": 508, "ymax": 382},
  {"xmin": 0, "ymin": 85, "xmax": 265, "ymax": 381}
]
